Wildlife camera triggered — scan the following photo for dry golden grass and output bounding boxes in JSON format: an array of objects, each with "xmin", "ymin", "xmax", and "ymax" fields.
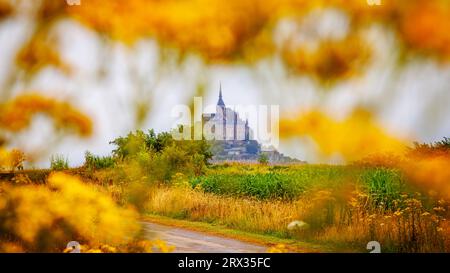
[
  {"xmin": 144, "ymin": 184, "xmax": 450, "ymax": 252},
  {"xmin": 146, "ymin": 185, "xmax": 303, "ymax": 235}
]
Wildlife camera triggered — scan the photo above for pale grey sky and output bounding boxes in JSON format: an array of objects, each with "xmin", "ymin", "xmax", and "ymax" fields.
[{"xmin": 1, "ymin": 10, "xmax": 450, "ymax": 167}]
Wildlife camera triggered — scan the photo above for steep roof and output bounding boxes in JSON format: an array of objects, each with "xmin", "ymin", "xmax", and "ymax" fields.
[{"xmin": 217, "ymin": 83, "xmax": 225, "ymax": 107}]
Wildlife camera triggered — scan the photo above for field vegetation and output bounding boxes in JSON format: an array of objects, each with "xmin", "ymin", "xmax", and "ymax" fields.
[
  {"xmin": 51, "ymin": 131, "xmax": 450, "ymax": 252},
  {"xmin": 1, "ymin": 0, "xmax": 450, "ymax": 254},
  {"xmin": 142, "ymin": 164, "xmax": 449, "ymax": 252},
  {"xmin": 1, "ymin": 130, "xmax": 450, "ymax": 253}
]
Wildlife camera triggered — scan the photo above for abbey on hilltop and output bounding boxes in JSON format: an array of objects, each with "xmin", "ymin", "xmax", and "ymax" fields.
[
  {"xmin": 202, "ymin": 84, "xmax": 251, "ymax": 142},
  {"xmin": 201, "ymin": 85, "xmax": 303, "ymax": 164}
]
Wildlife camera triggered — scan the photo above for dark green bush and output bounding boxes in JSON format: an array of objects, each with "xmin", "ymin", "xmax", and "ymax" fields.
[
  {"xmin": 50, "ymin": 154, "xmax": 68, "ymax": 170},
  {"xmin": 359, "ymin": 167, "xmax": 406, "ymax": 209},
  {"xmin": 84, "ymin": 151, "xmax": 115, "ymax": 170},
  {"xmin": 191, "ymin": 172, "xmax": 305, "ymax": 200},
  {"xmin": 109, "ymin": 129, "xmax": 212, "ymax": 183}
]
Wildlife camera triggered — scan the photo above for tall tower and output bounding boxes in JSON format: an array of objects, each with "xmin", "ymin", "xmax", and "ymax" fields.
[
  {"xmin": 233, "ymin": 112, "xmax": 238, "ymax": 141},
  {"xmin": 217, "ymin": 83, "xmax": 225, "ymax": 108},
  {"xmin": 245, "ymin": 119, "xmax": 250, "ymax": 141},
  {"xmin": 216, "ymin": 83, "xmax": 226, "ymax": 140}
]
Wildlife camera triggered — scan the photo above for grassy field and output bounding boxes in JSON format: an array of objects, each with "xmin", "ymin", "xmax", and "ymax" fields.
[
  {"xmin": 190, "ymin": 164, "xmax": 406, "ymax": 203},
  {"xmin": 83, "ymin": 162, "xmax": 447, "ymax": 253}
]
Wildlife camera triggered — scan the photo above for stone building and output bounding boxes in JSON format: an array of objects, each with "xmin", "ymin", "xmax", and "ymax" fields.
[{"xmin": 202, "ymin": 84, "xmax": 251, "ymax": 141}]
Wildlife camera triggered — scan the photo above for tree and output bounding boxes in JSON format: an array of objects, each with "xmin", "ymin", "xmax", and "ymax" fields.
[
  {"xmin": 110, "ymin": 129, "xmax": 213, "ymax": 182},
  {"xmin": 10, "ymin": 149, "xmax": 25, "ymax": 171},
  {"xmin": 258, "ymin": 153, "xmax": 269, "ymax": 165},
  {"xmin": 50, "ymin": 154, "xmax": 69, "ymax": 170},
  {"xmin": 0, "ymin": 148, "xmax": 25, "ymax": 171},
  {"xmin": 408, "ymin": 137, "xmax": 450, "ymax": 158},
  {"xmin": 84, "ymin": 151, "xmax": 115, "ymax": 170}
]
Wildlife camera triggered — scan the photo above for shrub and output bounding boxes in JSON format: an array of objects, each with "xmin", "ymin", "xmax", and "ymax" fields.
[
  {"xmin": 109, "ymin": 129, "xmax": 212, "ymax": 183},
  {"xmin": 258, "ymin": 153, "xmax": 269, "ymax": 165},
  {"xmin": 359, "ymin": 167, "xmax": 405, "ymax": 209},
  {"xmin": 191, "ymin": 172, "xmax": 305, "ymax": 200},
  {"xmin": 50, "ymin": 154, "xmax": 68, "ymax": 170},
  {"xmin": 0, "ymin": 173, "xmax": 140, "ymax": 252},
  {"xmin": 0, "ymin": 148, "xmax": 25, "ymax": 171},
  {"xmin": 84, "ymin": 151, "xmax": 115, "ymax": 170},
  {"xmin": 407, "ymin": 137, "xmax": 450, "ymax": 158},
  {"xmin": 191, "ymin": 165, "xmax": 356, "ymax": 200}
]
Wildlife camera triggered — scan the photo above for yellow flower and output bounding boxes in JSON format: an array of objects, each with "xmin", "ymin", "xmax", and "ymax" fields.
[
  {"xmin": 433, "ymin": 207, "xmax": 446, "ymax": 212},
  {"xmin": 153, "ymin": 239, "xmax": 176, "ymax": 253},
  {"xmin": 0, "ymin": 93, "xmax": 92, "ymax": 137},
  {"xmin": 0, "ymin": 172, "xmax": 140, "ymax": 252},
  {"xmin": 267, "ymin": 244, "xmax": 289, "ymax": 253},
  {"xmin": 280, "ymin": 109, "xmax": 407, "ymax": 161}
]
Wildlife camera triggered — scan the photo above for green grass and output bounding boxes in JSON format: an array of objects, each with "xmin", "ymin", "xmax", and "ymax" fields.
[
  {"xmin": 190, "ymin": 165, "xmax": 408, "ymax": 206},
  {"xmin": 191, "ymin": 173, "xmax": 304, "ymax": 199},
  {"xmin": 359, "ymin": 167, "xmax": 406, "ymax": 209},
  {"xmin": 84, "ymin": 151, "xmax": 115, "ymax": 170},
  {"xmin": 50, "ymin": 154, "xmax": 69, "ymax": 171}
]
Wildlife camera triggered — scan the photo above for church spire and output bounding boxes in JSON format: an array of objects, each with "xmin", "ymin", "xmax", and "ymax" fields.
[
  {"xmin": 245, "ymin": 118, "xmax": 250, "ymax": 141},
  {"xmin": 217, "ymin": 82, "xmax": 225, "ymax": 107}
]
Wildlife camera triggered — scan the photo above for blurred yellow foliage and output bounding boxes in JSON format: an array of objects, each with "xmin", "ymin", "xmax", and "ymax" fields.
[
  {"xmin": 283, "ymin": 35, "xmax": 371, "ymax": 83},
  {"xmin": 280, "ymin": 109, "xmax": 407, "ymax": 161},
  {"xmin": 61, "ymin": 239, "xmax": 175, "ymax": 253},
  {"xmin": 69, "ymin": 0, "xmax": 278, "ymax": 61},
  {"xmin": 0, "ymin": 148, "xmax": 9, "ymax": 169},
  {"xmin": 0, "ymin": 0, "xmax": 447, "ymax": 86},
  {"xmin": 0, "ymin": 93, "xmax": 92, "ymax": 137},
  {"xmin": 65, "ymin": 0, "xmax": 450, "ymax": 62},
  {"xmin": 0, "ymin": 148, "xmax": 25, "ymax": 171},
  {"xmin": 402, "ymin": 155, "xmax": 450, "ymax": 200},
  {"xmin": 16, "ymin": 30, "xmax": 69, "ymax": 74},
  {"xmin": 267, "ymin": 243, "xmax": 290, "ymax": 253},
  {"xmin": 152, "ymin": 239, "xmax": 176, "ymax": 253},
  {"xmin": 0, "ymin": 0, "xmax": 12, "ymax": 19},
  {"xmin": 397, "ymin": 0, "xmax": 450, "ymax": 59},
  {"xmin": 0, "ymin": 172, "xmax": 140, "ymax": 252}
]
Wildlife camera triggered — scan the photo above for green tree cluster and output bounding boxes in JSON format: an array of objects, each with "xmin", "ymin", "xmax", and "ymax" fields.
[{"xmin": 110, "ymin": 129, "xmax": 212, "ymax": 182}]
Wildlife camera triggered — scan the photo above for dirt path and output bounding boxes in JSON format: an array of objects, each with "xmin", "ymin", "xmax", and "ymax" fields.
[{"xmin": 142, "ymin": 222, "xmax": 268, "ymax": 253}]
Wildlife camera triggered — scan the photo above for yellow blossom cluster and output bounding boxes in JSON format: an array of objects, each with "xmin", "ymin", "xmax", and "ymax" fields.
[
  {"xmin": 0, "ymin": 0, "xmax": 448, "ymax": 82},
  {"xmin": 0, "ymin": 172, "xmax": 141, "ymax": 252},
  {"xmin": 0, "ymin": 93, "xmax": 92, "ymax": 137},
  {"xmin": 0, "ymin": 148, "xmax": 24, "ymax": 171},
  {"xmin": 280, "ymin": 109, "xmax": 407, "ymax": 161}
]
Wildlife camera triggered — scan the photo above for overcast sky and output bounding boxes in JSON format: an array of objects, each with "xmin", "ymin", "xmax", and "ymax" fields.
[{"xmin": 1, "ymin": 11, "xmax": 450, "ymax": 167}]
